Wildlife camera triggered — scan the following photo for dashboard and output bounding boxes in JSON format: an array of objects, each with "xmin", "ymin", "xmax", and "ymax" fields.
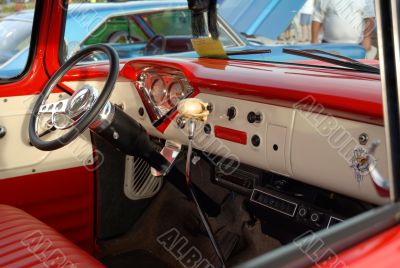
[{"xmin": 63, "ymin": 57, "xmax": 389, "ymax": 205}]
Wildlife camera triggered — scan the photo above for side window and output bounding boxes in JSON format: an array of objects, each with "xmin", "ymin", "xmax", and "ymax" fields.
[{"xmin": 0, "ymin": 1, "xmax": 37, "ymax": 79}]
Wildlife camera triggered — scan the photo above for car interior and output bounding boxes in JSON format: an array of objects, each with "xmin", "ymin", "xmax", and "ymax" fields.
[{"xmin": 1, "ymin": 1, "xmax": 400, "ymax": 268}]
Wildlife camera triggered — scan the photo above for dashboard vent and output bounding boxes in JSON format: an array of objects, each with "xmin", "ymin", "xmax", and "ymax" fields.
[{"xmin": 124, "ymin": 156, "xmax": 163, "ymax": 200}]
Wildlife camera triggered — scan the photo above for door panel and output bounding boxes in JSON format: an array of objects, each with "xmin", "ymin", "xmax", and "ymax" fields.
[
  {"xmin": 0, "ymin": 166, "xmax": 95, "ymax": 253},
  {"xmin": 0, "ymin": 93, "xmax": 96, "ymax": 253},
  {"xmin": 0, "ymin": 0, "xmax": 97, "ymax": 254}
]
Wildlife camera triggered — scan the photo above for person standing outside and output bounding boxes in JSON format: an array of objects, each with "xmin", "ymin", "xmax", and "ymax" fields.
[
  {"xmin": 311, "ymin": 0, "xmax": 375, "ymax": 52},
  {"xmin": 299, "ymin": 0, "xmax": 315, "ymax": 42}
]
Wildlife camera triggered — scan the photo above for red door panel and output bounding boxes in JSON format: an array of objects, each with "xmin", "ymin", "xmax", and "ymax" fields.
[
  {"xmin": 0, "ymin": 167, "xmax": 95, "ymax": 253},
  {"xmin": 316, "ymin": 225, "xmax": 400, "ymax": 268}
]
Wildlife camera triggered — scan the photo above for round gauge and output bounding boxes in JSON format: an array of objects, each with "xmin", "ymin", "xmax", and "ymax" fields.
[
  {"xmin": 150, "ymin": 78, "xmax": 167, "ymax": 104},
  {"xmin": 168, "ymin": 81, "xmax": 186, "ymax": 106}
]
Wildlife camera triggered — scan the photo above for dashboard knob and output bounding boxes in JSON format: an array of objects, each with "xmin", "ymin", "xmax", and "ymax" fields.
[
  {"xmin": 204, "ymin": 124, "xmax": 212, "ymax": 134},
  {"xmin": 298, "ymin": 207, "xmax": 308, "ymax": 217},
  {"xmin": 0, "ymin": 126, "xmax": 6, "ymax": 139},
  {"xmin": 310, "ymin": 212, "xmax": 322, "ymax": 223},
  {"xmin": 227, "ymin": 107, "xmax": 236, "ymax": 120},
  {"xmin": 207, "ymin": 103, "xmax": 214, "ymax": 113},
  {"xmin": 251, "ymin": 135, "xmax": 261, "ymax": 147},
  {"xmin": 176, "ymin": 116, "xmax": 186, "ymax": 129},
  {"xmin": 247, "ymin": 112, "xmax": 262, "ymax": 123},
  {"xmin": 138, "ymin": 107, "xmax": 145, "ymax": 117}
]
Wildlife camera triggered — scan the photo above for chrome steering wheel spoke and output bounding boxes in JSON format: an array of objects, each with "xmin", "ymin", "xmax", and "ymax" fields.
[
  {"xmin": 38, "ymin": 99, "xmax": 69, "ymax": 116},
  {"xmin": 37, "ymin": 99, "xmax": 73, "ymax": 131}
]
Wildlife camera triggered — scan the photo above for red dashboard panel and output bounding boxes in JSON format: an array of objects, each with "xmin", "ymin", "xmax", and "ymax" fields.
[
  {"xmin": 63, "ymin": 57, "xmax": 383, "ymax": 126},
  {"xmin": 122, "ymin": 58, "xmax": 383, "ymax": 125}
]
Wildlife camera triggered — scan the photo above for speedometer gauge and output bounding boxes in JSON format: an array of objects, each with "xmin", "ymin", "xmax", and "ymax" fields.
[
  {"xmin": 169, "ymin": 81, "xmax": 187, "ymax": 106},
  {"xmin": 150, "ymin": 78, "xmax": 167, "ymax": 104}
]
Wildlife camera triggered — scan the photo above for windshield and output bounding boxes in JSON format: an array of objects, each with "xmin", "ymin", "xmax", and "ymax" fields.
[
  {"xmin": 62, "ymin": 0, "xmax": 377, "ymax": 68},
  {"xmin": 0, "ymin": 19, "xmax": 31, "ymax": 65},
  {"xmin": 63, "ymin": 1, "xmax": 242, "ymax": 63}
]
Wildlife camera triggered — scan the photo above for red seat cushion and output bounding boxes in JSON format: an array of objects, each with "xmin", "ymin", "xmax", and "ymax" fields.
[{"xmin": 0, "ymin": 205, "xmax": 104, "ymax": 268}]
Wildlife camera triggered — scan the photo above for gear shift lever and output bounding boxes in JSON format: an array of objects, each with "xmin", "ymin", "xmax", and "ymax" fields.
[{"xmin": 177, "ymin": 98, "xmax": 226, "ymax": 268}]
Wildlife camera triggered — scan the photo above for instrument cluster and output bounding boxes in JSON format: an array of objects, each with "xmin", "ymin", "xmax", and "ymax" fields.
[{"xmin": 136, "ymin": 68, "xmax": 193, "ymax": 124}]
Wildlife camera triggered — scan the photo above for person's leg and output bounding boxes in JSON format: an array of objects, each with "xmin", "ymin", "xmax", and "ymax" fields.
[
  {"xmin": 304, "ymin": 15, "xmax": 312, "ymax": 42},
  {"xmin": 300, "ymin": 14, "xmax": 307, "ymax": 42}
]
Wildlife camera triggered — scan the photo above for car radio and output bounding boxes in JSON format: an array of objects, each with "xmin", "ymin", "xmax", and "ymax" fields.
[
  {"xmin": 250, "ymin": 187, "xmax": 344, "ymax": 231},
  {"xmin": 211, "ymin": 160, "xmax": 371, "ymax": 242}
]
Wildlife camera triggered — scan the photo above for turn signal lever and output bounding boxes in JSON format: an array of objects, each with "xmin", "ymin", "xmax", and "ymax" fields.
[{"xmin": 176, "ymin": 98, "xmax": 226, "ymax": 268}]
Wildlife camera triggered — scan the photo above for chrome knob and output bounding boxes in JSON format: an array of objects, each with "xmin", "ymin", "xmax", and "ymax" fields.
[
  {"xmin": 298, "ymin": 207, "xmax": 308, "ymax": 217},
  {"xmin": 310, "ymin": 213, "xmax": 322, "ymax": 223}
]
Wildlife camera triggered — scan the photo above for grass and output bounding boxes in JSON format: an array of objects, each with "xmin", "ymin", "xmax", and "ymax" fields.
[{"xmin": 1, "ymin": 3, "xmax": 36, "ymax": 13}]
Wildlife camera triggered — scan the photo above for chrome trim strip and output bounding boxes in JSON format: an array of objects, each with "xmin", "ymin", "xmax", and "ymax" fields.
[
  {"xmin": 327, "ymin": 216, "xmax": 343, "ymax": 229},
  {"xmin": 377, "ymin": 0, "xmax": 400, "ymax": 201}
]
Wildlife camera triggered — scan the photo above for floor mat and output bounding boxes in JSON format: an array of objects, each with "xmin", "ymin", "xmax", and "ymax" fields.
[
  {"xmin": 100, "ymin": 249, "xmax": 173, "ymax": 268},
  {"xmin": 99, "ymin": 180, "xmax": 280, "ymax": 268}
]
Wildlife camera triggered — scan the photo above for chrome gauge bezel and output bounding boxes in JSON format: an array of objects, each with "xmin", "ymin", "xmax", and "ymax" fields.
[{"xmin": 136, "ymin": 67, "xmax": 194, "ymax": 124}]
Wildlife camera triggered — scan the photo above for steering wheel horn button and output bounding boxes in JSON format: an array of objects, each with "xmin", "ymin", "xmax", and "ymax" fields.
[{"xmin": 66, "ymin": 85, "xmax": 97, "ymax": 119}]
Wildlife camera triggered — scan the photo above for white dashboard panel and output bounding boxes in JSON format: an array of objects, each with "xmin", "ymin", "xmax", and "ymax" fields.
[
  {"xmin": 65, "ymin": 80, "xmax": 390, "ymax": 205},
  {"xmin": 291, "ymin": 111, "xmax": 388, "ymax": 205},
  {"xmin": 0, "ymin": 93, "xmax": 93, "ymax": 180}
]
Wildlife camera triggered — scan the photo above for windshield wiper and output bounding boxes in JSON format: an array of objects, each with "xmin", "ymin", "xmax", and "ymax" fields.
[
  {"xmin": 282, "ymin": 48, "xmax": 380, "ymax": 74},
  {"xmin": 227, "ymin": 49, "xmax": 271, "ymax": 56}
]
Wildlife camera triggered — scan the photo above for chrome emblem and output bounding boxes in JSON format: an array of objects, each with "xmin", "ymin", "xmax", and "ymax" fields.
[
  {"xmin": 351, "ymin": 147, "xmax": 372, "ymax": 184},
  {"xmin": 350, "ymin": 142, "xmax": 378, "ymax": 184}
]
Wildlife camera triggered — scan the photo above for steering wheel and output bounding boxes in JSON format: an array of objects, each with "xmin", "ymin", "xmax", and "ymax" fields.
[
  {"xmin": 29, "ymin": 44, "xmax": 119, "ymax": 151},
  {"xmin": 144, "ymin": 35, "xmax": 167, "ymax": 55}
]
